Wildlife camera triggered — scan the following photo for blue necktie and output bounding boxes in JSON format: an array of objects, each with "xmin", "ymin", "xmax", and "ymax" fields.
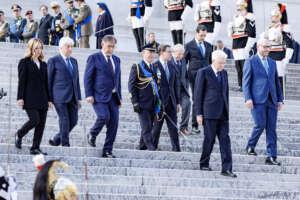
[
  {"xmin": 217, "ymin": 72, "xmax": 222, "ymax": 83},
  {"xmin": 164, "ymin": 63, "xmax": 170, "ymax": 83},
  {"xmin": 262, "ymin": 57, "xmax": 269, "ymax": 75},
  {"xmin": 198, "ymin": 42, "xmax": 205, "ymax": 57},
  {"xmin": 66, "ymin": 58, "xmax": 73, "ymax": 76}
]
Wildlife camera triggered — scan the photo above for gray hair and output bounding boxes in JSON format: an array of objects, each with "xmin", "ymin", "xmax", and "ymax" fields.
[
  {"xmin": 59, "ymin": 37, "xmax": 74, "ymax": 49},
  {"xmin": 102, "ymin": 35, "xmax": 117, "ymax": 44},
  {"xmin": 171, "ymin": 44, "xmax": 184, "ymax": 52},
  {"xmin": 212, "ymin": 50, "xmax": 227, "ymax": 60},
  {"xmin": 257, "ymin": 32, "xmax": 269, "ymax": 46}
]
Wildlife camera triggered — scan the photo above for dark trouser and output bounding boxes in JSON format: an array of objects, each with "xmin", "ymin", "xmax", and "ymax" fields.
[
  {"xmin": 132, "ymin": 27, "xmax": 144, "ymax": 52},
  {"xmin": 138, "ymin": 109, "xmax": 156, "ymax": 150},
  {"xmin": 235, "ymin": 60, "xmax": 245, "ymax": 87},
  {"xmin": 53, "ymin": 100, "xmax": 78, "ymax": 146},
  {"xmin": 200, "ymin": 118, "xmax": 232, "ymax": 172},
  {"xmin": 247, "ymin": 96, "xmax": 278, "ymax": 158},
  {"xmin": 152, "ymin": 102, "xmax": 180, "ymax": 152},
  {"xmin": 90, "ymin": 95, "xmax": 119, "ymax": 153},
  {"xmin": 96, "ymin": 36, "xmax": 103, "ymax": 49},
  {"xmin": 279, "ymin": 76, "xmax": 285, "ymax": 99},
  {"xmin": 171, "ymin": 30, "xmax": 183, "ymax": 45},
  {"xmin": 189, "ymin": 75, "xmax": 198, "ymax": 128},
  {"xmin": 18, "ymin": 109, "xmax": 48, "ymax": 150},
  {"xmin": 179, "ymin": 92, "xmax": 191, "ymax": 131}
]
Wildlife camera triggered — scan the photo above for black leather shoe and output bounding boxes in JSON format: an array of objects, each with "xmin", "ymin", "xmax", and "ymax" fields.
[
  {"xmin": 30, "ymin": 149, "xmax": 47, "ymax": 155},
  {"xmin": 49, "ymin": 139, "xmax": 60, "ymax": 146},
  {"xmin": 238, "ymin": 87, "xmax": 243, "ymax": 92},
  {"xmin": 15, "ymin": 132, "xmax": 22, "ymax": 149},
  {"xmin": 221, "ymin": 170, "xmax": 237, "ymax": 178},
  {"xmin": 200, "ymin": 166, "xmax": 212, "ymax": 171},
  {"xmin": 265, "ymin": 157, "xmax": 281, "ymax": 166},
  {"xmin": 246, "ymin": 147, "xmax": 257, "ymax": 156},
  {"xmin": 102, "ymin": 152, "xmax": 116, "ymax": 158},
  {"xmin": 87, "ymin": 134, "xmax": 96, "ymax": 147},
  {"xmin": 192, "ymin": 126, "xmax": 201, "ymax": 134}
]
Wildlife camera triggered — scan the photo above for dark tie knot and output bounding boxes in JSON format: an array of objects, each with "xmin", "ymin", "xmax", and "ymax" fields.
[
  {"xmin": 107, "ymin": 56, "xmax": 111, "ymax": 60},
  {"xmin": 217, "ymin": 71, "xmax": 221, "ymax": 76}
]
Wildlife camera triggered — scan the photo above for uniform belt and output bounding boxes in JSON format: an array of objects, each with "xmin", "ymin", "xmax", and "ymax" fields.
[
  {"xmin": 168, "ymin": 6, "xmax": 184, "ymax": 10},
  {"xmin": 232, "ymin": 34, "xmax": 248, "ymax": 39}
]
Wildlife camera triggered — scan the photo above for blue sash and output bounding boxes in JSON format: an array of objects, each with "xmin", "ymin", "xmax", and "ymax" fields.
[
  {"xmin": 132, "ymin": 2, "xmax": 144, "ymax": 19},
  {"xmin": 51, "ymin": 20, "xmax": 60, "ymax": 46},
  {"xmin": 9, "ymin": 19, "xmax": 20, "ymax": 41},
  {"xmin": 77, "ymin": 15, "xmax": 92, "ymax": 39},
  {"xmin": 23, "ymin": 23, "xmax": 37, "ymax": 39},
  {"xmin": 64, "ymin": 9, "xmax": 76, "ymax": 41},
  {"xmin": 138, "ymin": 61, "xmax": 161, "ymax": 114}
]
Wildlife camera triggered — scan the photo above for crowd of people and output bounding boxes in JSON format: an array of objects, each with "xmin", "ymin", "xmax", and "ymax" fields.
[{"xmin": 0, "ymin": 0, "xmax": 294, "ymax": 199}]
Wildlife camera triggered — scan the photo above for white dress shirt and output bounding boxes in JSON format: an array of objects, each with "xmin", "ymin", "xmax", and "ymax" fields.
[
  {"xmin": 211, "ymin": 64, "xmax": 218, "ymax": 77},
  {"xmin": 60, "ymin": 53, "xmax": 73, "ymax": 70},
  {"xmin": 195, "ymin": 38, "xmax": 206, "ymax": 56}
]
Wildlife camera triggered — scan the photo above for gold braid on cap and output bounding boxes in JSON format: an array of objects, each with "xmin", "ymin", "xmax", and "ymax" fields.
[{"xmin": 47, "ymin": 161, "xmax": 69, "ymax": 200}]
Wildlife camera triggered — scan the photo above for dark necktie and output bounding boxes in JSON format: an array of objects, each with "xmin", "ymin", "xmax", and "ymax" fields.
[
  {"xmin": 66, "ymin": 58, "xmax": 73, "ymax": 76},
  {"xmin": 217, "ymin": 72, "xmax": 222, "ymax": 84},
  {"xmin": 107, "ymin": 56, "xmax": 114, "ymax": 75}
]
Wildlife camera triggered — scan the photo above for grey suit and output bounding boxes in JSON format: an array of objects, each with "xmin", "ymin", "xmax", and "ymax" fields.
[{"xmin": 170, "ymin": 57, "xmax": 191, "ymax": 131}]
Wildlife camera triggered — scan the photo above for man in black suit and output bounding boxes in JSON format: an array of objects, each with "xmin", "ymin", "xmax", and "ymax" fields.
[
  {"xmin": 184, "ymin": 24, "xmax": 213, "ymax": 134},
  {"xmin": 216, "ymin": 40, "xmax": 234, "ymax": 59},
  {"xmin": 171, "ymin": 44, "xmax": 191, "ymax": 135},
  {"xmin": 152, "ymin": 44, "xmax": 181, "ymax": 152},
  {"xmin": 48, "ymin": 37, "xmax": 82, "ymax": 147},
  {"xmin": 38, "ymin": 5, "xmax": 53, "ymax": 45},
  {"xmin": 128, "ymin": 43, "xmax": 157, "ymax": 151},
  {"xmin": 194, "ymin": 50, "xmax": 236, "ymax": 178}
]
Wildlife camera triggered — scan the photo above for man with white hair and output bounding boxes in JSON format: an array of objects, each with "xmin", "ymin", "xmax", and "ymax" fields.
[
  {"xmin": 171, "ymin": 44, "xmax": 191, "ymax": 135},
  {"xmin": 243, "ymin": 36, "xmax": 283, "ymax": 166},
  {"xmin": 48, "ymin": 37, "xmax": 82, "ymax": 147},
  {"xmin": 194, "ymin": 50, "xmax": 237, "ymax": 178}
]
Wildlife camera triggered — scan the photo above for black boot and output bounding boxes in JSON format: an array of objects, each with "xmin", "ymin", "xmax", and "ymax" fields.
[
  {"xmin": 137, "ymin": 27, "xmax": 145, "ymax": 52},
  {"xmin": 171, "ymin": 30, "xmax": 177, "ymax": 45},
  {"xmin": 176, "ymin": 30, "xmax": 183, "ymax": 44},
  {"xmin": 132, "ymin": 28, "xmax": 141, "ymax": 52}
]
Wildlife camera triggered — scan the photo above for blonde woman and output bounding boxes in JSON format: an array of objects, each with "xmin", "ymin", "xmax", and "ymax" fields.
[{"xmin": 16, "ymin": 38, "xmax": 52, "ymax": 155}]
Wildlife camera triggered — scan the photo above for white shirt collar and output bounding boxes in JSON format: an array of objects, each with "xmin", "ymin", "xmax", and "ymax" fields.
[
  {"xmin": 257, "ymin": 53, "xmax": 267, "ymax": 61},
  {"xmin": 211, "ymin": 64, "xmax": 218, "ymax": 76},
  {"xmin": 100, "ymin": 10, "xmax": 106, "ymax": 15},
  {"xmin": 143, "ymin": 60, "xmax": 151, "ymax": 67},
  {"xmin": 159, "ymin": 58, "xmax": 167, "ymax": 66},
  {"xmin": 195, "ymin": 37, "xmax": 204, "ymax": 44},
  {"xmin": 60, "ymin": 53, "xmax": 69, "ymax": 61}
]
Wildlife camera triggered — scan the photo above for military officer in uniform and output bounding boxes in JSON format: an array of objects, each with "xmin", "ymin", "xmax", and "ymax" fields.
[
  {"xmin": 128, "ymin": 0, "xmax": 153, "ymax": 52},
  {"xmin": 61, "ymin": 0, "xmax": 79, "ymax": 46},
  {"xmin": 50, "ymin": 1, "xmax": 64, "ymax": 46},
  {"xmin": 266, "ymin": 3, "xmax": 293, "ymax": 98},
  {"xmin": 0, "ymin": 11, "xmax": 8, "ymax": 42},
  {"xmin": 8, "ymin": 4, "xmax": 26, "ymax": 43},
  {"xmin": 194, "ymin": 0, "xmax": 221, "ymax": 45},
  {"xmin": 128, "ymin": 43, "xmax": 158, "ymax": 151},
  {"xmin": 228, "ymin": 0, "xmax": 256, "ymax": 92},
  {"xmin": 164, "ymin": 0, "xmax": 193, "ymax": 45},
  {"xmin": 22, "ymin": 10, "xmax": 38, "ymax": 43},
  {"xmin": 74, "ymin": 0, "xmax": 93, "ymax": 48}
]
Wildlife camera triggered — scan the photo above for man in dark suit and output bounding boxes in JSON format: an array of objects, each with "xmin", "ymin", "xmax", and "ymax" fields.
[
  {"xmin": 194, "ymin": 50, "xmax": 236, "ymax": 178},
  {"xmin": 128, "ymin": 43, "xmax": 157, "ymax": 151},
  {"xmin": 48, "ymin": 37, "xmax": 82, "ymax": 147},
  {"xmin": 171, "ymin": 44, "xmax": 191, "ymax": 135},
  {"xmin": 243, "ymin": 36, "xmax": 283, "ymax": 166},
  {"xmin": 184, "ymin": 24, "xmax": 213, "ymax": 134},
  {"xmin": 84, "ymin": 35, "xmax": 122, "ymax": 158},
  {"xmin": 152, "ymin": 44, "xmax": 181, "ymax": 152},
  {"xmin": 38, "ymin": 5, "xmax": 54, "ymax": 45},
  {"xmin": 216, "ymin": 40, "xmax": 234, "ymax": 59}
]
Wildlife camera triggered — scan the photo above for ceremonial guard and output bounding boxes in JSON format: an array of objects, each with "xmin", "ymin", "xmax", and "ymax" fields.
[
  {"xmin": 266, "ymin": 3, "xmax": 293, "ymax": 97},
  {"xmin": 74, "ymin": 0, "xmax": 93, "ymax": 48},
  {"xmin": 128, "ymin": 43, "xmax": 158, "ymax": 151},
  {"xmin": 128, "ymin": 0, "xmax": 153, "ymax": 52},
  {"xmin": 95, "ymin": 2, "xmax": 114, "ymax": 49},
  {"xmin": 22, "ymin": 11, "xmax": 38, "ymax": 43},
  {"xmin": 61, "ymin": 0, "xmax": 79, "ymax": 45},
  {"xmin": 194, "ymin": 0, "xmax": 221, "ymax": 45},
  {"xmin": 8, "ymin": 4, "xmax": 26, "ymax": 43},
  {"xmin": 0, "ymin": 11, "xmax": 8, "ymax": 42},
  {"xmin": 50, "ymin": 2, "xmax": 64, "ymax": 46},
  {"xmin": 228, "ymin": 0, "xmax": 256, "ymax": 92},
  {"xmin": 164, "ymin": 0, "xmax": 193, "ymax": 45}
]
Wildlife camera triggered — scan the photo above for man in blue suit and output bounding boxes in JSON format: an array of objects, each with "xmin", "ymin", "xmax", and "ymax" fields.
[
  {"xmin": 84, "ymin": 35, "xmax": 121, "ymax": 158},
  {"xmin": 152, "ymin": 44, "xmax": 181, "ymax": 152},
  {"xmin": 48, "ymin": 37, "xmax": 82, "ymax": 147},
  {"xmin": 195, "ymin": 50, "xmax": 237, "ymax": 178},
  {"xmin": 243, "ymin": 36, "xmax": 283, "ymax": 166}
]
